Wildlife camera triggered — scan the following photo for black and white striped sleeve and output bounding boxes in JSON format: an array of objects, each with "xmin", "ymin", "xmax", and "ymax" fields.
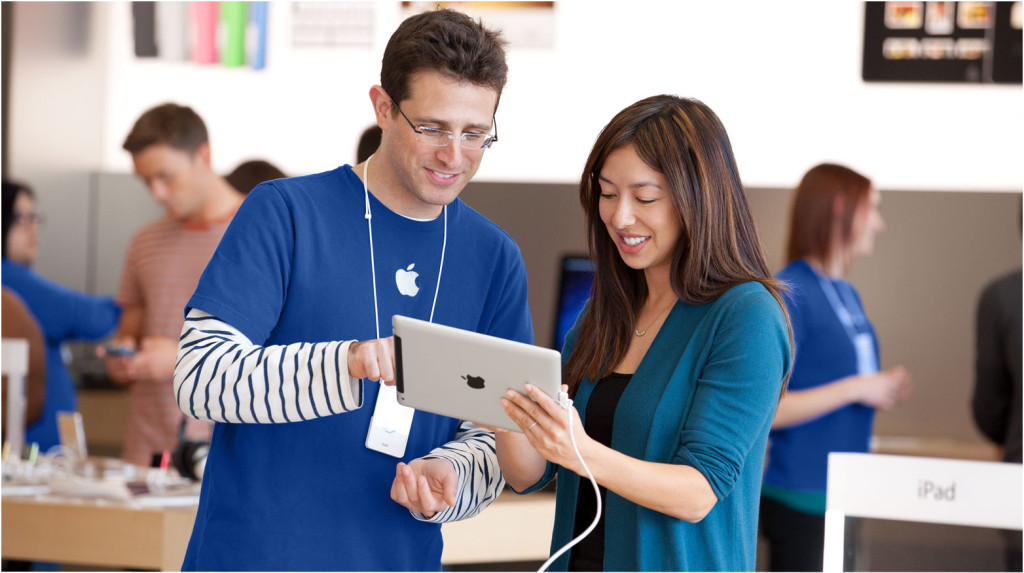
[
  {"xmin": 173, "ymin": 308, "xmax": 364, "ymax": 423},
  {"xmin": 414, "ymin": 421, "xmax": 506, "ymax": 523}
]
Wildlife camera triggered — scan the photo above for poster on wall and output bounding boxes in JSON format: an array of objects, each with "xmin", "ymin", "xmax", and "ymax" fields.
[
  {"xmin": 292, "ymin": 2, "xmax": 374, "ymax": 48},
  {"xmin": 401, "ymin": 1, "xmax": 556, "ymax": 49},
  {"xmin": 862, "ymin": 1, "xmax": 1022, "ymax": 83},
  {"xmin": 130, "ymin": 2, "xmax": 271, "ymax": 70}
]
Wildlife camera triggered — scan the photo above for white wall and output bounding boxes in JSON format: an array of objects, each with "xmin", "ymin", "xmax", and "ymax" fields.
[
  {"xmin": 86, "ymin": 0, "xmax": 1022, "ymax": 191},
  {"xmin": 7, "ymin": 1, "xmax": 1022, "ymax": 289},
  {"xmin": 7, "ymin": 3, "xmax": 112, "ymax": 291}
]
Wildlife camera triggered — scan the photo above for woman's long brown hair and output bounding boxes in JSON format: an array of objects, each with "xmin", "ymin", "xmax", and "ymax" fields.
[
  {"xmin": 563, "ymin": 95, "xmax": 791, "ymax": 395},
  {"xmin": 784, "ymin": 163, "xmax": 873, "ymax": 266}
]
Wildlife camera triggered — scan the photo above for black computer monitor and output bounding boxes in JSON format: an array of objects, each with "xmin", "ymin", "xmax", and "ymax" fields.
[{"xmin": 552, "ymin": 255, "xmax": 595, "ymax": 353}]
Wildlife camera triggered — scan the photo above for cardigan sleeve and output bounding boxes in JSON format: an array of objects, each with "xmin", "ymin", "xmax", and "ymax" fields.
[{"xmin": 671, "ymin": 288, "xmax": 790, "ymax": 500}]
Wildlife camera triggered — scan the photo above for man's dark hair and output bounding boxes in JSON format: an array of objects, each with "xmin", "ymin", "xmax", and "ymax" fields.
[
  {"xmin": 380, "ymin": 9, "xmax": 508, "ymax": 109},
  {"xmin": 122, "ymin": 103, "xmax": 209, "ymax": 155}
]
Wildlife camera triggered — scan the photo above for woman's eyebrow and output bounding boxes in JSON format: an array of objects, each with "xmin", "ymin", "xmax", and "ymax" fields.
[{"xmin": 597, "ymin": 175, "xmax": 662, "ymax": 190}]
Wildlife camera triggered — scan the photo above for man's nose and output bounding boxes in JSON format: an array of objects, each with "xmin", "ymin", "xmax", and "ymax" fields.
[
  {"xmin": 435, "ymin": 139, "xmax": 465, "ymax": 167},
  {"xmin": 149, "ymin": 182, "xmax": 170, "ymax": 203}
]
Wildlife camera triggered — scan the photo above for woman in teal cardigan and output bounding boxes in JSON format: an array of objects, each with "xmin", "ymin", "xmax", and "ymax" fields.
[{"xmin": 496, "ymin": 96, "xmax": 791, "ymax": 571}]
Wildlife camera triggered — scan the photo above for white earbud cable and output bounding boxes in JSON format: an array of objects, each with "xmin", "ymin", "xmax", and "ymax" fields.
[
  {"xmin": 364, "ymin": 157, "xmax": 382, "ymax": 340},
  {"xmin": 429, "ymin": 207, "xmax": 446, "ymax": 323},
  {"xmin": 538, "ymin": 396, "xmax": 602, "ymax": 572},
  {"xmin": 362, "ymin": 155, "xmax": 446, "ymax": 339}
]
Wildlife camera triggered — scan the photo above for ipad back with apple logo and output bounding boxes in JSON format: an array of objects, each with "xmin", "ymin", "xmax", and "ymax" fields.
[{"xmin": 393, "ymin": 315, "xmax": 561, "ymax": 432}]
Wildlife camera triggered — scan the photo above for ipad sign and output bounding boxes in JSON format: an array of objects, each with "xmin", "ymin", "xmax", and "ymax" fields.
[{"xmin": 462, "ymin": 374, "xmax": 485, "ymax": 389}]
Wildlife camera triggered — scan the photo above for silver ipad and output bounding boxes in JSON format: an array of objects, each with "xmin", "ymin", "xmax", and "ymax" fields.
[{"xmin": 393, "ymin": 315, "xmax": 562, "ymax": 432}]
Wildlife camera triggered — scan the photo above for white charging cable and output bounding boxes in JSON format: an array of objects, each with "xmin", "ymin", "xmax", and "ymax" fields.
[{"xmin": 537, "ymin": 393, "xmax": 602, "ymax": 572}]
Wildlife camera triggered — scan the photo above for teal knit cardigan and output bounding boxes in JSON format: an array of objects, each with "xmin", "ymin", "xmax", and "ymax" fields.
[{"xmin": 518, "ymin": 281, "xmax": 790, "ymax": 571}]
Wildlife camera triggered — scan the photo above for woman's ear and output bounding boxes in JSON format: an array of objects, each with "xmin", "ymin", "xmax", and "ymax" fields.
[{"xmin": 832, "ymin": 194, "xmax": 845, "ymax": 217}]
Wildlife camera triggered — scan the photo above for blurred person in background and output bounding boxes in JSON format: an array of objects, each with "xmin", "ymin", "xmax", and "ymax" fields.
[
  {"xmin": 1, "ymin": 287, "xmax": 47, "ymax": 438},
  {"xmin": 100, "ymin": 103, "xmax": 243, "ymax": 466},
  {"xmin": 972, "ymin": 198, "xmax": 1022, "ymax": 465},
  {"xmin": 971, "ymin": 205, "xmax": 1022, "ymax": 573},
  {"xmin": 973, "ymin": 264, "xmax": 1023, "ymax": 465},
  {"xmin": 972, "ymin": 263, "xmax": 1023, "ymax": 467},
  {"xmin": 1, "ymin": 180, "xmax": 120, "ymax": 453},
  {"xmin": 357, "ymin": 124, "xmax": 383, "ymax": 164},
  {"xmin": 225, "ymin": 159, "xmax": 286, "ymax": 195},
  {"xmin": 0, "ymin": 287, "xmax": 48, "ymax": 573},
  {"xmin": 760, "ymin": 163, "xmax": 913, "ymax": 572}
]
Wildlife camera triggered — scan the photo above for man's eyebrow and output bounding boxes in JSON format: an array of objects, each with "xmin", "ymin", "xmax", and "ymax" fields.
[{"xmin": 416, "ymin": 116, "xmax": 493, "ymax": 132}]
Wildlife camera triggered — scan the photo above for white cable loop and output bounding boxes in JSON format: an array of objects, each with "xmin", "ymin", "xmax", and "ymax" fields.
[
  {"xmin": 537, "ymin": 397, "xmax": 601, "ymax": 572},
  {"xmin": 362, "ymin": 154, "xmax": 445, "ymax": 337}
]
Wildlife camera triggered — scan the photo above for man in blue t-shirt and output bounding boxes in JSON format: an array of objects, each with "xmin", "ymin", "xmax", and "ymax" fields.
[{"xmin": 172, "ymin": 9, "xmax": 533, "ymax": 571}]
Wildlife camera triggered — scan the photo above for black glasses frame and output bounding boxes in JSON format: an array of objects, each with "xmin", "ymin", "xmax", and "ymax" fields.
[{"xmin": 391, "ymin": 100, "xmax": 498, "ymax": 150}]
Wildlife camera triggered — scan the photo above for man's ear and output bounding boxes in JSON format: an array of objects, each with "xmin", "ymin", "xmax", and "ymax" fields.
[
  {"xmin": 369, "ymin": 85, "xmax": 393, "ymax": 130},
  {"xmin": 194, "ymin": 142, "xmax": 212, "ymax": 168}
]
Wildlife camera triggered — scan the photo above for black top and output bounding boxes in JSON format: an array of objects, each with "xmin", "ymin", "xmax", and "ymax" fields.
[
  {"xmin": 568, "ymin": 372, "xmax": 632, "ymax": 572},
  {"xmin": 973, "ymin": 268, "xmax": 1023, "ymax": 463}
]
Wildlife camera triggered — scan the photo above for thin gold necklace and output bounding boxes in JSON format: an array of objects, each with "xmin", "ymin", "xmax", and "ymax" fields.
[{"xmin": 634, "ymin": 301, "xmax": 676, "ymax": 337}]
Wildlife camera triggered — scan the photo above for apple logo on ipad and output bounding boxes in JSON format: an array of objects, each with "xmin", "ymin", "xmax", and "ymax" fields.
[
  {"xmin": 396, "ymin": 264, "xmax": 420, "ymax": 297},
  {"xmin": 462, "ymin": 375, "xmax": 485, "ymax": 389}
]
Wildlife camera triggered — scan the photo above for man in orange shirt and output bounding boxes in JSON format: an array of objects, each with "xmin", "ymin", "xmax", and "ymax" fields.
[{"xmin": 102, "ymin": 103, "xmax": 243, "ymax": 467}]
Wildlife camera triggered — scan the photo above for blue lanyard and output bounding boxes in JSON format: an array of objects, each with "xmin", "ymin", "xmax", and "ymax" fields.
[
  {"xmin": 813, "ymin": 270, "xmax": 878, "ymax": 375},
  {"xmin": 814, "ymin": 272, "xmax": 868, "ymax": 343}
]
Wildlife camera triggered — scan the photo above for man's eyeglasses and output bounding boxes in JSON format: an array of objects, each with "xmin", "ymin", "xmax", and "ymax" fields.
[
  {"xmin": 391, "ymin": 100, "xmax": 498, "ymax": 150},
  {"xmin": 13, "ymin": 212, "xmax": 45, "ymax": 226}
]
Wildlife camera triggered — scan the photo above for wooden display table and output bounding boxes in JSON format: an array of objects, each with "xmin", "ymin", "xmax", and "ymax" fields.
[
  {"xmin": 2, "ymin": 484, "xmax": 555, "ymax": 570},
  {"xmin": 2, "ymin": 493, "xmax": 197, "ymax": 571}
]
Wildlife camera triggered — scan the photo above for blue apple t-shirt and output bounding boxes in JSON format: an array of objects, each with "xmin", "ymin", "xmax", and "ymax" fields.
[{"xmin": 181, "ymin": 165, "xmax": 533, "ymax": 571}]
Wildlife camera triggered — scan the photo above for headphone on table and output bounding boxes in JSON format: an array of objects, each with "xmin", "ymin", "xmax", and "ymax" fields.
[{"xmin": 171, "ymin": 419, "xmax": 210, "ymax": 481}]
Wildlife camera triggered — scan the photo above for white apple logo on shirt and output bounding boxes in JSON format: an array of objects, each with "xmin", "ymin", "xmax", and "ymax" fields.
[{"xmin": 395, "ymin": 263, "xmax": 420, "ymax": 297}]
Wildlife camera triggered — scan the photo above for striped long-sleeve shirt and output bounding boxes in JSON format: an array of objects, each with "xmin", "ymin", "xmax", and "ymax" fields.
[{"xmin": 173, "ymin": 307, "xmax": 504, "ymax": 523}]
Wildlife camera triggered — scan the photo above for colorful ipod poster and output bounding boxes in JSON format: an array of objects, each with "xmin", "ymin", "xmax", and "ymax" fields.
[
  {"xmin": 883, "ymin": 37, "xmax": 921, "ymax": 59},
  {"xmin": 958, "ymin": 1, "xmax": 994, "ymax": 28},
  {"xmin": 925, "ymin": 2, "xmax": 955, "ymax": 34},
  {"xmin": 956, "ymin": 37, "xmax": 989, "ymax": 58},
  {"xmin": 885, "ymin": 2, "xmax": 924, "ymax": 29},
  {"xmin": 921, "ymin": 37, "xmax": 956, "ymax": 58}
]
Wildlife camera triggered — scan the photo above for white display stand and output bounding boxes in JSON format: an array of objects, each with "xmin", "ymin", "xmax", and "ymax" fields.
[
  {"xmin": 823, "ymin": 452, "xmax": 1022, "ymax": 571},
  {"xmin": 2, "ymin": 338, "xmax": 29, "ymax": 459}
]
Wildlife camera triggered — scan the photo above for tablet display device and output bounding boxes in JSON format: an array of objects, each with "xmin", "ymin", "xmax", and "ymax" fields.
[{"xmin": 393, "ymin": 315, "xmax": 562, "ymax": 432}]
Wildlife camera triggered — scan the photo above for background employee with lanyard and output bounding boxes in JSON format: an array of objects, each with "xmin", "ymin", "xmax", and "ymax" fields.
[
  {"xmin": 172, "ymin": 9, "xmax": 532, "ymax": 571},
  {"xmin": 760, "ymin": 163, "xmax": 914, "ymax": 572}
]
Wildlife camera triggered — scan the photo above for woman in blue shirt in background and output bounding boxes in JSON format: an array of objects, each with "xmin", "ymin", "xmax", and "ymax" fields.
[
  {"xmin": 2, "ymin": 180, "xmax": 121, "ymax": 453},
  {"xmin": 760, "ymin": 164, "xmax": 913, "ymax": 572},
  {"xmin": 494, "ymin": 95, "xmax": 792, "ymax": 571}
]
